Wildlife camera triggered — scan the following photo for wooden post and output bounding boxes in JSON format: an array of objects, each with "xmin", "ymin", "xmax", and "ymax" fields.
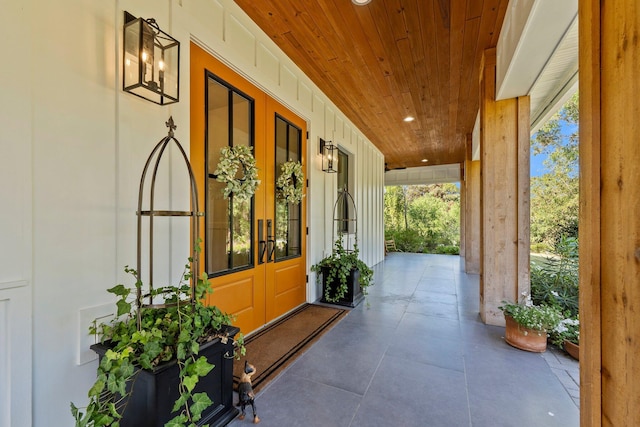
[
  {"xmin": 460, "ymin": 162, "xmax": 466, "ymax": 258},
  {"xmin": 465, "ymin": 134, "xmax": 481, "ymax": 274},
  {"xmin": 580, "ymin": 1, "xmax": 640, "ymax": 425},
  {"xmin": 479, "ymin": 48, "xmax": 530, "ymax": 326}
]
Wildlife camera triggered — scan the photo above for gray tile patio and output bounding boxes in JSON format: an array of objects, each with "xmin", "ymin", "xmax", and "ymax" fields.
[{"xmin": 229, "ymin": 253, "xmax": 579, "ymax": 427}]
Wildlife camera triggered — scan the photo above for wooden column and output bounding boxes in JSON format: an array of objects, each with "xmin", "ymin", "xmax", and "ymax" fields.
[
  {"xmin": 580, "ymin": 1, "xmax": 640, "ymax": 426},
  {"xmin": 460, "ymin": 162, "xmax": 466, "ymax": 258},
  {"xmin": 479, "ymin": 48, "xmax": 530, "ymax": 326},
  {"xmin": 465, "ymin": 134, "xmax": 481, "ymax": 274}
]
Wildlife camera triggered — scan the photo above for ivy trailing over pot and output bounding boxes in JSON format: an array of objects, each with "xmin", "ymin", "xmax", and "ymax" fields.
[
  {"xmin": 214, "ymin": 145, "xmax": 260, "ymax": 201},
  {"xmin": 276, "ymin": 160, "xmax": 305, "ymax": 205},
  {"xmin": 311, "ymin": 237, "xmax": 373, "ymax": 303},
  {"xmin": 71, "ymin": 253, "xmax": 245, "ymax": 427}
]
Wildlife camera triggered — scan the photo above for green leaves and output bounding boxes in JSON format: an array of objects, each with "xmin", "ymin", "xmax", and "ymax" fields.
[
  {"xmin": 107, "ymin": 284, "xmax": 130, "ymax": 297},
  {"xmin": 499, "ymin": 298, "xmax": 562, "ymax": 332},
  {"xmin": 71, "ymin": 251, "xmax": 242, "ymax": 427},
  {"xmin": 214, "ymin": 145, "xmax": 260, "ymax": 200},
  {"xmin": 384, "ymin": 184, "xmax": 461, "ymax": 253},
  {"xmin": 189, "ymin": 356, "xmax": 214, "ymax": 377},
  {"xmin": 107, "ymin": 284, "xmax": 132, "ymax": 316},
  {"xmin": 165, "ymin": 414, "xmax": 189, "ymax": 427},
  {"xmin": 182, "ymin": 375, "xmax": 199, "ymax": 393},
  {"xmin": 87, "ymin": 379, "xmax": 105, "ymax": 397},
  {"xmin": 276, "ymin": 160, "xmax": 305, "ymax": 204},
  {"xmin": 115, "ymin": 299, "xmax": 132, "ymax": 317},
  {"xmin": 190, "ymin": 393, "xmax": 213, "ymax": 419},
  {"xmin": 313, "ymin": 237, "xmax": 374, "ymax": 303}
]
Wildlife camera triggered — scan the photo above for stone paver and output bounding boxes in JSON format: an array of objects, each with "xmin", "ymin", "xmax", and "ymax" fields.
[{"xmin": 542, "ymin": 346, "xmax": 580, "ymax": 408}]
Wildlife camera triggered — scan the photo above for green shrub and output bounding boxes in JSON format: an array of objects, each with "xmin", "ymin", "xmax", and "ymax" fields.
[
  {"xmin": 386, "ymin": 229, "xmax": 427, "ymax": 253},
  {"xmin": 433, "ymin": 245, "xmax": 460, "ymax": 255},
  {"xmin": 550, "ymin": 316, "xmax": 579, "ymax": 346},
  {"xmin": 530, "ymin": 236, "xmax": 579, "ymax": 318},
  {"xmin": 530, "ymin": 242, "xmax": 551, "ymax": 253}
]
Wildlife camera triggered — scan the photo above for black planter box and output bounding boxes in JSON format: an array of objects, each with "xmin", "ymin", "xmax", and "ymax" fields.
[
  {"xmin": 320, "ymin": 266, "xmax": 364, "ymax": 308},
  {"xmin": 91, "ymin": 326, "xmax": 240, "ymax": 427}
]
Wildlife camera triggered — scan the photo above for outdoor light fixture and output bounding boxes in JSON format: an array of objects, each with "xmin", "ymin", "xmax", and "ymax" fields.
[
  {"xmin": 320, "ymin": 138, "xmax": 338, "ymax": 173},
  {"xmin": 123, "ymin": 11, "xmax": 180, "ymax": 105}
]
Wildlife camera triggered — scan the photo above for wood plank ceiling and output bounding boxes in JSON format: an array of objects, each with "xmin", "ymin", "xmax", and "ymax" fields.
[{"xmin": 234, "ymin": 0, "xmax": 508, "ymax": 169}]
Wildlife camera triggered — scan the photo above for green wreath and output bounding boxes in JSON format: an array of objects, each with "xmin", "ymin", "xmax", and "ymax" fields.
[
  {"xmin": 276, "ymin": 160, "xmax": 305, "ymax": 205},
  {"xmin": 214, "ymin": 145, "xmax": 260, "ymax": 201}
]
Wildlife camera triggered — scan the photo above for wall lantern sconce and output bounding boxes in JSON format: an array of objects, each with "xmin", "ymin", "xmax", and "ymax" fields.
[
  {"xmin": 320, "ymin": 138, "xmax": 338, "ymax": 173},
  {"xmin": 123, "ymin": 11, "xmax": 180, "ymax": 105}
]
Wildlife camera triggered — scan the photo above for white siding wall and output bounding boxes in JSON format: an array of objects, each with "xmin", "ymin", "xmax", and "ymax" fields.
[
  {"xmin": 1, "ymin": 2, "xmax": 33, "ymax": 426},
  {"xmin": 1, "ymin": 0, "xmax": 385, "ymax": 425}
]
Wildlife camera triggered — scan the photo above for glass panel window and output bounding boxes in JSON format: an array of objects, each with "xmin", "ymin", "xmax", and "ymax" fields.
[
  {"xmin": 274, "ymin": 115, "xmax": 302, "ymax": 261},
  {"xmin": 337, "ymin": 149, "xmax": 350, "ymax": 233},
  {"xmin": 205, "ymin": 74, "xmax": 254, "ymax": 276}
]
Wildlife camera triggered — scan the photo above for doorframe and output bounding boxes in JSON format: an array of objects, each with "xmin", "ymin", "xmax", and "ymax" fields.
[{"xmin": 189, "ymin": 40, "xmax": 314, "ymax": 329}]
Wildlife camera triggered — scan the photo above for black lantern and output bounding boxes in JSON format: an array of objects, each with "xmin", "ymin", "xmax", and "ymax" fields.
[
  {"xmin": 123, "ymin": 11, "xmax": 180, "ymax": 105},
  {"xmin": 320, "ymin": 138, "xmax": 338, "ymax": 173}
]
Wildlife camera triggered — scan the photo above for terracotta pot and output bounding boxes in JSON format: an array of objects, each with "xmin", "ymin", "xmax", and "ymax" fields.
[
  {"xmin": 504, "ymin": 315, "xmax": 548, "ymax": 352},
  {"xmin": 564, "ymin": 339, "xmax": 579, "ymax": 360}
]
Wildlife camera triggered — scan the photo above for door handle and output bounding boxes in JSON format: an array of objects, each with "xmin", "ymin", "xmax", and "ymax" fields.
[
  {"xmin": 258, "ymin": 219, "xmax": 266, "ymax": 264},
  {"xmin": 267, "ymin": 219, "xmax": 276, "ymax": 263}
]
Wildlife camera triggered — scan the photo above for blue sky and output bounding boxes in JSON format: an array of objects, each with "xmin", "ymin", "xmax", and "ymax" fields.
[
  {"xmin": 530, "ymin": 119, "xmax": 578, "ymax": 178},
  {"xmin": 530, "ymin": 152, "xmax": 547, "ymax": 177}
]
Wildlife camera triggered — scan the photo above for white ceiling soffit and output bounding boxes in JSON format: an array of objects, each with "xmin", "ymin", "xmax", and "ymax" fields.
[
  {"xmin": 529, "ymin": 18, "xmax": 578, "ymax": 133},
  {"xmin": 384, "ymin": 164, "xmax": 461, "ymax": 186},
  {"xmin": 496, "ymin": 0, "xmax": 578, "ymax": 102}
]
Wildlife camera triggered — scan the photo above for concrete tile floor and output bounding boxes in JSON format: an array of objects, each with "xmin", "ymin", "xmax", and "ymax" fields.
[{"xmin": 229, "ymin": 253, "xmax": 579, "ymax": 427}]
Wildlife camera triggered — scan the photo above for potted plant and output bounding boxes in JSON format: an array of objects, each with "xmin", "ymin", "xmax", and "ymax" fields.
[
  {"xmin": 499, "ymin": 294, "xmax": 561, "ymax": 353},
  {"xmin": 550, "ymin": 316, "xmax": 580, "ymax": 359},
  {"xmin": 71, "ymin": 254, "xmax": 245, "ymax": 427},
  {"xmin": 311, "ymin": 237, "xmax": 373, "ymax": 307}
]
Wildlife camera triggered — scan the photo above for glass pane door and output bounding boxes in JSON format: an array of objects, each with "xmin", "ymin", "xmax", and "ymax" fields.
[
  {"xmin": 205, "ymin": 74, "xmax": 254, "ymax": 276},
  {"xmin": 274, "ymin": 115, "xmax": 302, "ymax": 261}
]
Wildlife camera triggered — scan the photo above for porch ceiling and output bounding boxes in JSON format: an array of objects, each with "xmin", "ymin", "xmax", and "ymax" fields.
[{"xmin": 234, "ymin": 0, "xmax": 508, "ymax": 170}]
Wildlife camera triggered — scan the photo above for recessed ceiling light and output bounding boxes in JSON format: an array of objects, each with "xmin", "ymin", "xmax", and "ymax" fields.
[
  {"xmin": 352, "ymin": 0, "xmax": 372, "ymax": 5},
  {"xmin": 403, "ymin": 116, "xmax": 415, "ymax": 122},
  {"xmin": 421, "ymin": 159, "xmax": 428, "ymax": 163}
]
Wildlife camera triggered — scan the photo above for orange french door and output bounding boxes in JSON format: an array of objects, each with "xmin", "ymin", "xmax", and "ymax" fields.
[
  {"xmin": 190, "ymin": 43, "xmax": 306, "ymax": 335},
  {"xmin": 264, "ymin": 97, "xmax": 307, "ymax": 322}
]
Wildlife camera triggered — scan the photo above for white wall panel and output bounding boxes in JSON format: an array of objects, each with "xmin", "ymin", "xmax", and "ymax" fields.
[
  {"xmin": 280, "ymin": 64, "xmax": 298, "ymax": 101},
  {"xmin": 0, "ymin": 0, "xmax": 32, "ymax": 425},
  {"xmin": 299, "ymin": 82, "xmax": 313, "ymax": 111},
  {"xmin": 0, "ymin": 288, "xmax": 33, "ymax": 427},
  {"xmin": 257, "ymin": 42, "xmax": 280, "ymax": 85},
  {"xmin": 226, "ymin": 14, "xmax": 256, "ymax": 67},
  {"xmin": 336, "ymin": 116, "xmax": 344, "ymax": 139}
]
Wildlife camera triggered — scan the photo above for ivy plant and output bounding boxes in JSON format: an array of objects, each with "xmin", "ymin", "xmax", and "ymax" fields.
[
  {"xmin": 311, "ymin": 237, "xmax": 373, "ymax": 303},
  {"xmin": 71, "ymin": 256, "xmax": 244, "ymax": 427}
]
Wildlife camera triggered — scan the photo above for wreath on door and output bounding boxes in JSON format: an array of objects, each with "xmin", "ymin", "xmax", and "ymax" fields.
[
  {"xmin": 276, "ymin": 160, "xmax": 305, "ymax": 205},
  {"xmin": 214, "ymin": 145, "xmax": 260, "ymax": 201}
]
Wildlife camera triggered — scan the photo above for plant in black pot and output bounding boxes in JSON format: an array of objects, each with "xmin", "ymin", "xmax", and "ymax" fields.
[
  {"xmin": 71, "ymin": 250, "xmax": 245, "ymax": 427},
  {"xmin": 311, "ymin": 237, "xmax": 373, "ymax": 307},
  {"xmin": 71, "ymin": 118, "xmax": 245, "ymax": 427}
]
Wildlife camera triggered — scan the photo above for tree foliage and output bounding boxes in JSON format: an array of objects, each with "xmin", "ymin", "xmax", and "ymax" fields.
[
  {"xmin": 530, "ymin": 92, "xmax": 579, "ymax": 251},
  {"xmin": 384, "ymin": 184, "xmax": 460, "ymax": 253}
]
